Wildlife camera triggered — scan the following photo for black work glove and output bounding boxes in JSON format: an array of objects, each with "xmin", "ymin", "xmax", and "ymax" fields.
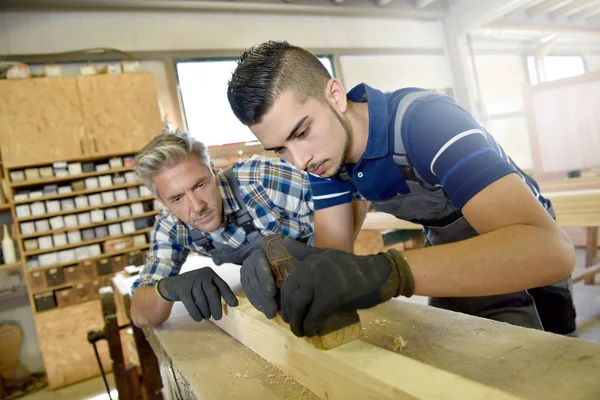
[
  {"xmin": 240, "ymin": 248, "xmax": 279, "ymax": 319},
  {"xmin": 279, "ymin": 239, "xmax": 413, "ymax": 337},
  {"xmin": 157, "ymin": 267, "xmax": 238, "ymax": 322}
]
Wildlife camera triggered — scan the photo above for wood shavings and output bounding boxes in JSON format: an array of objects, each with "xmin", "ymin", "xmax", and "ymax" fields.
[
  {"xmin": 235, "ymin": 373, "xmax": 242, "ymax": 378},
  {"xmin": 392, "ymin": 336, "xmax": 407, "ymax": 352},
  {"xmin": 371, "ymin": 319, "xmax": 390, "ymax": 327}
]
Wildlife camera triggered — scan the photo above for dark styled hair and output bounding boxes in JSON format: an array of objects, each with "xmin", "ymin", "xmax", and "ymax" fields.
[{"xmin": 227, "ymin": 40, "xmax": 332, "ymax": 126}]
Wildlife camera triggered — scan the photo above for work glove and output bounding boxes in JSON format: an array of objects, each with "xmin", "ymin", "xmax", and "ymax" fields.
[
  {"xmin": 156, "ymin": 267, "xmax": 238, "ymax": 322},
  {"xmin": 240, "ymin": 248, "xmax": 280, "ymax": 320},
  {"xmin": 241, "ymin": 238, "xmax": 414, "ymax": 337}
]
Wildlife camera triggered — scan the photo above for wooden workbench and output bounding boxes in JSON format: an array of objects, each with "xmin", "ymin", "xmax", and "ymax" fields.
[{"xmin": 115, "ymin": 256, "xmax": 600, "ymax": 400}]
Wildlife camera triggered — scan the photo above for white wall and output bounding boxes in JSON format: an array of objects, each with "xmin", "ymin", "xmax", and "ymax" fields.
[
  {"xmin": 341, "ymin": 54, "xmax": 453, "ymax": 91},
  {"xmin": 473, "ymin": 54, "xmax": 533, "ymax": 170},
  {"xmin": 584, "ymin": 54, "xmax": 600, "ymax": 71}
]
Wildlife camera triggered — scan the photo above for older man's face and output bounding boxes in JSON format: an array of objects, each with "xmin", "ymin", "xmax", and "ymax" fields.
[{"xmin": 153, "ymin": 154, "xmax": 223, "ymax": 232}]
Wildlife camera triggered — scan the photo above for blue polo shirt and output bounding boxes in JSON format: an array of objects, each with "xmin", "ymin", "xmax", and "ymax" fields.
[{"xmin": 309, "ymin": 83, "xmax": 548, "ymax": 212}]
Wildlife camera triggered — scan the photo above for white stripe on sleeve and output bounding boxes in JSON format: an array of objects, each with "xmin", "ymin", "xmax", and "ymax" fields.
[
  {"xmin": 430, "ymin": 128, "xmax": 486, "ymax": 175},
  {"xmin": 312, "ymin": 191, "xmax": 351, "ymax": 200}
]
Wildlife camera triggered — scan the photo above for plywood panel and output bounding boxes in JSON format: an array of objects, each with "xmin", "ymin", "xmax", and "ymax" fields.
[
  {"xmin": 0, "ymin": 77, "xmax": 88, "ymax": 168},
  {"xmin": 526, "ymin": 70, "xmax": 600, "ymax": 176},
  {"xmin": 34, "ymin": 300, "xmax": 109, "ymax": 389},
  {"xmin": 76, "ymin": 73, "xmax": 163, "ymax": 157}
]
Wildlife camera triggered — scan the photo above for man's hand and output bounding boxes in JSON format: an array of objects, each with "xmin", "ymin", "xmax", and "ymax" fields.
[
  {"xmin": 157, "ymin": 267, "xmax": 238, "ymax": 321},
  {"xmin": 242, "ymin": 238, "xmax": 413, "ymax": 337},
  {"xmin": 240, "ymin": 249, "xmax": 279, "ymax": 319}
]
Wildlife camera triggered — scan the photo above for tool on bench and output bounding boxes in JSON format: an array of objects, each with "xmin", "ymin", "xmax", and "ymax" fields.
[{"xmin": 262, "ymin": 234, "xmax": 362, "ymax": 349}]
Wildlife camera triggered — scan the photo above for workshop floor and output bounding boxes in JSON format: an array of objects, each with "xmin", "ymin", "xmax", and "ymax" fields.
[{"xmin": 20, "ymin": 251, "xmax": 600, "ymax": 400}]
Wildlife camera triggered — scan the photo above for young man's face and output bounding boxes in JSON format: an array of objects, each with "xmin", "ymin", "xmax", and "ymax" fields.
[
  {"xmin": 153, "ymin": 154, "xmax": 224, "ymax": 232},
  {"xmin": 250, "ymin": 85, "xmax": 351, "ymax": 178}
]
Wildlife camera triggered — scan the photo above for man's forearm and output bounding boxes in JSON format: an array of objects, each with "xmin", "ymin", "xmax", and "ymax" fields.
[
  {"xmin": 130, "ymin": 284, "xmax": 174, "ymax": 328},
  {"xmin": 405, "ymin": 224, "xmax": 575, "ymax": 297}
]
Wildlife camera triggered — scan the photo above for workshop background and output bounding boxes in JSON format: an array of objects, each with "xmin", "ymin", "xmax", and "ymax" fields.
[{"xmin": 0, "ymin": 0, "xmax": 599, "ymax": 399}]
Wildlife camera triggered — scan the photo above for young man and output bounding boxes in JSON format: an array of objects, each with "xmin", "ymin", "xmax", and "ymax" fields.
[
  {"xmin": 227, "ymin": 40, "xmax": 577, "ymax": 338},
  {"xmin": 129, "ymin": 130, "xmax": 314, "ymax": 327}
]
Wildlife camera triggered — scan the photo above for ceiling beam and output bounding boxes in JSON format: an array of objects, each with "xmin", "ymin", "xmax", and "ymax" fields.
[
  {"xmin": 492, "ymin": 16, "xmax": 600, "ymax": 33},
  {"xmin": 1, "ymin": 0, "xmax": 444, "ymax": 19},
  {"xmin": 504, "ymin": 0, "xmax": 547, "ymax": 17},
  {"xmin": 447, "ymin": 0, "xmax": 539, "ymax": 34},
  {"xmin": 549, "ymin": 0, "xmax": 596, "ymax": 18},
  {"xmin": 569, "ymin": 3, "xmax": 600, "ymax": 20},
  {"xmin": 414, "ymin": 0, "xmax": 438, "ymax": 8},
  {"xmin": 527, "ymin": 0, "xmax": 576, "ymax": 18}
]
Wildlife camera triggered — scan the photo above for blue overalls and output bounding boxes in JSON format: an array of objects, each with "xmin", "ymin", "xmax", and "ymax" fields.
[{"xmin": 344, "ymin": 88, "xmax": 577, "ymax": 336}]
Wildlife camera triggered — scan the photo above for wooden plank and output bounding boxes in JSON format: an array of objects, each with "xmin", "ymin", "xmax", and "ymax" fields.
[
  {"xmin": 362, "ymin": 212, "xmax": 422, "ymax": 231},
  {"xmin": 572, "ymin": 263, "xmax": 600, "ymax": 284},
  {"xmin": 142, "ymin": 257, "xmax": 600, "ymax": 400},
  {"xmin": 212, "ymin": 296, "xmax": 519, "ymax": 400}
]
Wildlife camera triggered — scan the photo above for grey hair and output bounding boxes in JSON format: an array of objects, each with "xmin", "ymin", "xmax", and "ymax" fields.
[{"xmin": 133, "ymin": 129, "xmax": 212, "ymax": 194}]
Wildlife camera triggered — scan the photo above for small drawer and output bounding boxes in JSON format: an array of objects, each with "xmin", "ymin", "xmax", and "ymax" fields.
[
  {"xmin": 79, "ymin": 260, "xmax": 97, "ymax": 279},
  {"xmin": 24, "ymin": 239, "xmax": 39, "ymax": 251},
  {"xmin": 29, "ymin": 270, "xmax": 47, "ymax": 291},
  {"xmin": 45, "ymin": 268, "xmax": 65, "ymax": 287},
  {"xmin": 34, "ymin": 292, "xmax": 56, "ymax": 312},
  {"xmin": 88, "ymin": 279, "xmax": 102, "ymax": 299},
  {"xmin": 35, "ymin": 219, "xmax": 50, "ymax": 233},
  {"xmin": 74, "ymin": 195, "xmax": 89, "ymax": 209},
  {"xmin": 88, "ymin": 193, "xmax": 103, "ymax": 207},
  {"xmin": 63, "ymin": 265, "xmax": 80, "ymax": 283},
  {"xmin": 55, "ymin": 288, "xmax": 74, "ymax": 308},
  {"xmin": 73, "ymin": 283, "xmax": 90, "ymax": 303},
  {"xmin": 96, "ymin": 257, "xmax": 113, "ymax": 276},
  {"xmin": 60, "ymin": 198, "xmax": 75, "ymax": 212},
  {"xmin": 72, "ymin": 180, "xmax": 86, "ymax": 191},
  {"xmin": 94, "ymin": 226, "xmax": 109, "ymax": 238},
  {"xmin": 111, "ymin": 255, "xmax": 127, "ymax": 272},
  {"xmin": 127, "ymin": 251, "xmax": 143, "ymax": 267}
]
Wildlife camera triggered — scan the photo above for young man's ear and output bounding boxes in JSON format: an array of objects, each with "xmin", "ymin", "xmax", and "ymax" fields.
[{"xmin": 325, "ymin": 78, "xmax": 348, "ymax": 114}]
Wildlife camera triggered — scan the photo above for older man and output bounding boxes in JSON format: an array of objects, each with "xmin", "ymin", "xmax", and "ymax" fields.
[{"xmin": 129, "ymin": 130, "xmax": 314, "ymax": 327}]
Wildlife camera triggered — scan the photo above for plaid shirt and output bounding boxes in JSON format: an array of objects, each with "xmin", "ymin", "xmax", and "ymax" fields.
[{"xmin": 131, "ymin": 155, "xmax": 314, "ymax": 293}]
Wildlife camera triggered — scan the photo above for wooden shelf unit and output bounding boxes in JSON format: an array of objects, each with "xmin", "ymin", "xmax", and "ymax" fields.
[
  {"xmin": 10, "ymin": 166, "xmax": 131, "ymax": 188},
  {"xmin": 4, "ymin": 152, "xmax": 157, "ymax": 315},
  {"xmin": 20, "ymin": 210, "xmax": 158, "ymax": 239},
  {"xmin": 13, "ymin": 182, "xmax": 142, "ymax": 205},
  {"xmin": 0, "ymin": 262, "xmax": 22, "ymax": 272},
  {"xmin": 17, "ymin": 196, "xmax": 154, "ymax": 222}
]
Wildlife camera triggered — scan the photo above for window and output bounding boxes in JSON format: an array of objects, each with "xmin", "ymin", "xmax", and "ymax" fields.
[
  {"xmin": 177, "ymin": 57, "xmax": 334, "ymax": 147},
  {"xmin": 527, "ymin": 55, "xmax": 586, "ymax": 85}
]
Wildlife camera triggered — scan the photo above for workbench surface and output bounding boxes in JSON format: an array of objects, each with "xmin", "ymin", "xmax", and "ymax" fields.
[{"xmin": 115, "ymin": 256, "xmax": 600, "ymax": 400}]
